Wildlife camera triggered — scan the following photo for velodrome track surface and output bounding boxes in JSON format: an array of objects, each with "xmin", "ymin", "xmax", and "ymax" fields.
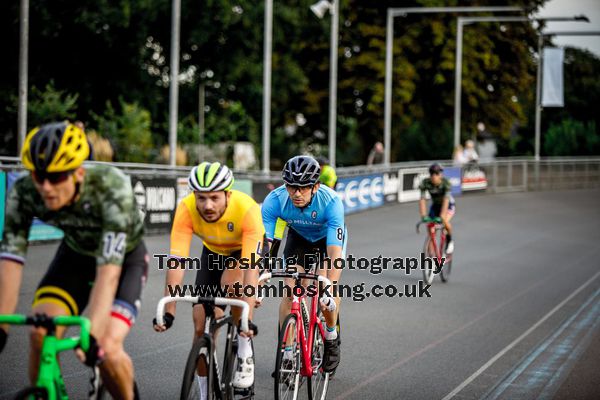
[{"xmin": 1, "ymin": 189, "xmax": 599, "ymax": 399}]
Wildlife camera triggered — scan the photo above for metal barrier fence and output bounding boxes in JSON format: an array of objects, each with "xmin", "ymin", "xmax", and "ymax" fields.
[
  {"xmin": 2, "ymin": 155, "xmax": 599, "ymax": 238},
  {"xmin": 478, "ymin": 158, "xmax": 600, "ymax": 193},
  {"xmin": 2, "ymin": 156, "xmax": 600, "ymax": 192}
]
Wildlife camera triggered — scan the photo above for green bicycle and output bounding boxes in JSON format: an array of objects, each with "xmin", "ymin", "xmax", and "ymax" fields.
[{"xmin": 0, "ymin": 313, "xmax": 107, "ymax": 400}]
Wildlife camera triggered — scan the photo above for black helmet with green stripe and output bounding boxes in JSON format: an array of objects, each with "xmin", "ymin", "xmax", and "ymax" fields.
[{"xmin": 188, "ymin": 162, "xmax": 234, "ymax": 192}]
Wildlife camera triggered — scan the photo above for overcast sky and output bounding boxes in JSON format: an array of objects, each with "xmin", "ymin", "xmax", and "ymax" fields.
[{"xmin": 536, "ymin": 0, "xmax": 600, "ymax": 57}]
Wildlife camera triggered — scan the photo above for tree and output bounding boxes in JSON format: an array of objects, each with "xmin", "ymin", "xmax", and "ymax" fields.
[{"xmin": 92, "ymin": 99, "xmax": 155, "ymax": 163}]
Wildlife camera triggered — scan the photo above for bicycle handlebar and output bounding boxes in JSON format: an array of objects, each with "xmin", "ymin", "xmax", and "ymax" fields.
[
  {"xmin": 0, "ymin": 314, "xmax": 91, "ymax": 352},
  {"xmin": 416, "ymin": 217, "xmax": 443, "ymax": 233},
  {"xmin": 256, "ymin": 271, "xmax": 336, "ymax": 311},
  {"xmin": 155, "ymin": 296, "xmax": 250, "ymax": 333}
]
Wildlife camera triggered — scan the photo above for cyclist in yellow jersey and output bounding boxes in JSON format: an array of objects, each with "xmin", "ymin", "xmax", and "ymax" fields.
[
  {"xmin": 153, "ymin": 162, "xmax": 264, "ymax": 394},
  {"xmin": 316, "ymin": 156, "xmax": 338, "ymax": 189}
]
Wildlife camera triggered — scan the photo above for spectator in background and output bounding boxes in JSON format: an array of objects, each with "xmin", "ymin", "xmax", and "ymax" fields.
[
  {"xmin": 453, "ymin": 145, "xmax": 467, "ymax": 166},
  {"xmin": 367, "ymin": 141, "xmax": 384, "ymax": 165},
  {"xmin": 463, "ymin": 140, "xmax": 479, "ymax": 164}
]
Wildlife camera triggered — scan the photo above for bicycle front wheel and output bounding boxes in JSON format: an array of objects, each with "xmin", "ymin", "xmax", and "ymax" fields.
[
  {"xmin": 274, "ymin": 314, "xmax": 301, "ymax": 400},
  {"xmin": 14, "ymin": 386, "xmax": 48, "ymax": 400},
  {"xmin": 422, "ymin": 236, "xmax": 436, "ymax": 284},
  {"xmin": 180, "ymin": 336, "xmax": 216, "ymax": 400},
  {"xmin": 440, "ymin": 252, "xmax": 452, "ymax": 283},
  {"xmin": 307, "ymin": 321, "xmax": 329, "ymax": 400}
]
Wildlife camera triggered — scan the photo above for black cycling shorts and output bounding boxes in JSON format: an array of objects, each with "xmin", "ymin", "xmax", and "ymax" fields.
[
  {"xmin": 33, "ymin": 240, "xmax": 149, "ymax": 327},
  {"xmin": 193, "ymin": 247, "xmax": 242, "ymax": 309},
  {"xmin": 282, "ymin": 228, "xmax": 327, "ymax": 271}
]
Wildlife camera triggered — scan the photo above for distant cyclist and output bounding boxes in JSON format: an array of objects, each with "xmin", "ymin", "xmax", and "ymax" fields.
[
  {"xmin": 316, "ymin": 156, "xmax": 338, "ymax": 190},
  {"xmin": 419, "ymin": 163, "xmax": 455, "ymax": 254},
  {"xmin": 153, "ymin": 162, "xmax": 264, "ymax": 395},
  {"xmin": 0, "ymin": 122, "xmax": 148, "ymax": 399},
  {"xmin": 262, "ymin": 155, "xmax": 346, "ymax": 375}
]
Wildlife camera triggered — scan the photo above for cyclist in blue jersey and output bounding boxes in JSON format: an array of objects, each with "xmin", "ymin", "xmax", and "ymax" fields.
[{"xmin": 262, "ymin": 155, "xmax": 346, "ymax": 374}]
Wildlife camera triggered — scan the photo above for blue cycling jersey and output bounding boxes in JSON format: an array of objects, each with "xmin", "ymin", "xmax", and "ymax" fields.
[{"xmin": 262, "ymin": 185, "xmax": 345, "ymax": 246}]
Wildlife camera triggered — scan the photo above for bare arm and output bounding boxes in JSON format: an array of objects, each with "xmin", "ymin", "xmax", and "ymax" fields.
[
  {"xmin": 87, "ymin": 264, "xmax": 120, "ymax": 337},
  {"xmin": 419, "ymin": 198, "xmax": 427, "ymax": 218},
  {"xmin": 325, "ymin": 245, "xmax": 343, "ymax": 283},
  {"xmin": 0, "ymin": 260, "xmax": 24, "ymax": 331},
  {"xmin": 164, "ymin": 268, "xmax": 185, "ymax": 315}
]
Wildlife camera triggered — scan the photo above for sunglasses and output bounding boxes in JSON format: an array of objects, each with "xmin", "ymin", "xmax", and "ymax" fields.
[
  {"xmin": 285, "ymin": 184, "xmax": 313, "ymax": 193},
  {"xmin": 32, "ymin": 170, "xmax": 74, "ymax": 185}
]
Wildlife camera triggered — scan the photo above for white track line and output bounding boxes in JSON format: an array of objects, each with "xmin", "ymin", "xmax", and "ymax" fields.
[{"xmin": 440, "ymin": 269, "xmax": 600, "ymax": 400}]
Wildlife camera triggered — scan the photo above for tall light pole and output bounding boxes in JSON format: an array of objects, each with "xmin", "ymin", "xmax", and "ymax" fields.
[
  {"xmin": 168, "ymin": 0, "xmax": 181, "ymax": 166},
  {"xmin": 262, "ymin": 0, "xmax": 273, "ymax": 173},
  {"xmin": 384, "ymin": 6, "xmax": 521, "ymax": 165},
  {"xmin": 198, "ymin": 82, "xmax": 205, "ymax": 162},
  {"xmin": 453, "ymin": 15, "xmax": 588, "ymax": 154},
  {"xmin": 18, "ymin": 0, "xmax": 29, "ymax": 155},
  {"xmin": 311, "ymin": 0, "xmax": 339, "ymax": 167}
]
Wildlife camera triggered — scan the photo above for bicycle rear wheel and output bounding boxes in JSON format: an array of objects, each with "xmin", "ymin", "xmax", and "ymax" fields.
[
  {"xmin": 274, "ymin": 314, "xmax": 301, "ymax": 400},
  {"xmin": 307, "ymin": 321, "xmax": 329, "ymax": 400},
  {"xmin": 180, "ymin": 336, "xmax": 217, "ymax": 400},
  {"xmin": 422, "ymin": 236, "xmax": 436, "ymax": 284}
]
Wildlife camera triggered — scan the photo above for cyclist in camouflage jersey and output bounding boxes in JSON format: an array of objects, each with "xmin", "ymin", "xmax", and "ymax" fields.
[
  {"xmin": 0, "ymin": 122, "xmax": 147, "ymax": 400},
  {"xmin": 419, "ymin": 163, "xmax": 456, "ymax": 254}
]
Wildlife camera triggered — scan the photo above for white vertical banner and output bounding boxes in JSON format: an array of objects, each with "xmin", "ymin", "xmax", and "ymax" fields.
[{"xmin": 542, "ymin": 47, "xmax": 564, "ymax": 107}]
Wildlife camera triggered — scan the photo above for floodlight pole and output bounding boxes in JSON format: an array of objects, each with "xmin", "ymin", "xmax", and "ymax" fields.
[
  {"xmin": 262, "ymin": 0, "xmax": 273, "ymax": 173},
  {"xmin": 168, "ymin": 0, "xmax": 181, "ymax": 166},
  {"xmin": 18, "ymin": 0, "xmax": 29, "ymax": 154},
  {"xmin": 384, "ymin": 6, "xmax": 521, "ymax": 165}
]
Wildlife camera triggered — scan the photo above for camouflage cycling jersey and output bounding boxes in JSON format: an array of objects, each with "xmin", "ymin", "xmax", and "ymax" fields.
[
  {"xmin": 0, "ymin": 164, "xmax": 144, "ymax": 267},
  {"xmin": 419, "ymin": 177, "xmax": 453, "ymax": 206}
]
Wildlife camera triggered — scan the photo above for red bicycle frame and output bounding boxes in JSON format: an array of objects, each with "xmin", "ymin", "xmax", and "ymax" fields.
[
  {"xmin": 259, "ymin": 271, "xmax": 335, "ymax": 377},
  {"xmin": 427, "ymin": 221, "xmax": 446, "ymax": 264}
]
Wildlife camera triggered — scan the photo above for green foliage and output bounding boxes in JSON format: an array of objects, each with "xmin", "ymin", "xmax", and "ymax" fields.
[
  {"xmin": 92, "ymin": 99, "xmax": 155, "ymax": 162},
  {"xmin": 24, "ymin": 82, "xmax": 79, "ymax": 128},
  {"xmin": 336, "ymin": 116, "xmax": 362, "ymax": 167},
  {"xmin": 544, "ymin": 119, "xmax": 599, "ymax": 156},
  {"xmin": 397, "ymin": 120, "xmax": 453, "ymax": 161},
  {"xmin": 3, "ymin": 0, "xmax": 599, "ymax": 163},
  {"xmin": 205, "ymin": 100, "xmax": 258, "ymax": 145}
]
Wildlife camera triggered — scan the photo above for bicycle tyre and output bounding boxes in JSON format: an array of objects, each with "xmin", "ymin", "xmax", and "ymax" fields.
[
  {"xmin": 222, "ymin": 324, "xmax": 237, "ymax": 400},
  {"xmin": 307, "ymin": 321, "xmax": 329, "ymax": 400},
  {"xmin": 422, "ymin": 236, "xmax": 436, "ymax": 284},
  {"xmin": 13, "ymin": 386, "xmax": 48, "ymax": 400},
  {"xmin": 440, "ymin": 251, "xmax": 452, "ymax": 282},
  {"xmin": 180, "ymin": 336, "xmax": 215, "ymax": 400},
  {"xmin": 274, "ymin": 314, "xmax": 301, "ymax": 400}
]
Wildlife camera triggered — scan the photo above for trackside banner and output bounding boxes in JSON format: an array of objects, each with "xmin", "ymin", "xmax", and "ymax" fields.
[
  {"xmin": 445, "ymin": 167, "xmax": 462, "ymax": 196},
  {"xmin": 336, "ymin": 174, "xmax": 384, "ymax": 214},
  {"xmin": 131, "ymin": 177, "xmax": 177, "ymax": 233},
  {"xmin": 398, "ymin": 168, "xmax": 429, "ymax": 203}
]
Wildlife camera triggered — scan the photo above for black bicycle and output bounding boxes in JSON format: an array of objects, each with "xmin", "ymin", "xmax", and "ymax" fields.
[{"xmin": 155, "ymin": 296, "xmax": 253, "ymax": 400}]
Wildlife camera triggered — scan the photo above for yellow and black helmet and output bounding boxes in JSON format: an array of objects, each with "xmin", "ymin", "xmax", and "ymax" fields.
[
  {"xmin": 188, "ymin": 162, "xmax": 235, "ymax": 192},
  {"xmin": 21, "ymin": 122, "xmax": 90, "ymax": 172}
]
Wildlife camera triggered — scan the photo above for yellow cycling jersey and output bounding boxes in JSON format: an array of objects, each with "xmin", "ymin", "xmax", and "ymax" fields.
[{"xmin": 170, "ymin": 190, "xmax": 265, "ymax": 261}]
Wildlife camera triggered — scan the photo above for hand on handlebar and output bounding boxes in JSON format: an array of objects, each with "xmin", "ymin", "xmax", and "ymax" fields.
[{"xmin": 153, "ymin": 312, "xmax": 175, "ymax": 332}]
